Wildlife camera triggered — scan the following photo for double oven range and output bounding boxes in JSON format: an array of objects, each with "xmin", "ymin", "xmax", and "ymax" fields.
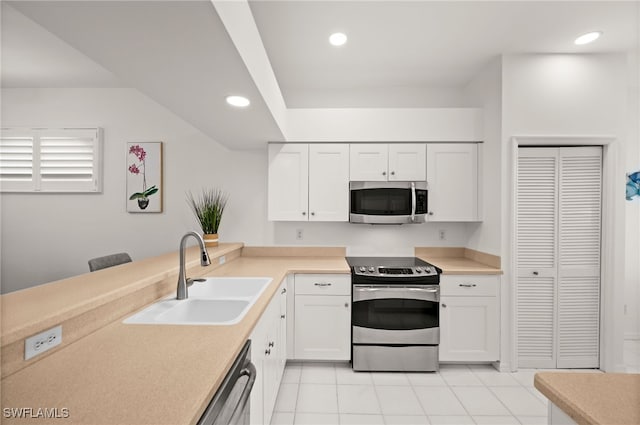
[{"xmin": 347, "ymin": 257, "xmax": 442, "ymax": 372}]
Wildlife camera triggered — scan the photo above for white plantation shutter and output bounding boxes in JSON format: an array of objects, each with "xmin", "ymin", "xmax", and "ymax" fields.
[
  {"xmin": 516, "ymin": 146, "xmax": 601, "ymax": 369},
  {"xmin": 557, "ymin": 147, "xmax": 601, "ymax": 368},
  {"xmin": 0, "ymin": 129, "xmax": 36, "ymax": 191},
  {"xmin": 0, "ymin": 128, "xmax": 102, "ymax": 192},
  {"xmin": 517, "ymin": 148, "xmax": 558, "ymax": 368}
]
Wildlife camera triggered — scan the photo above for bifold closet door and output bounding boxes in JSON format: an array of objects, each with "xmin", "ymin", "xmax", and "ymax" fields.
[
  {"xmin": 556, "ymin": 147, "xmax": 601, "ymax": 368},
  {"xmin": 517, "ymin": 149, "xmax": 558, "ymax": 369},
  {"xmin": 516, "ymin": 147, "xmax": 602, "ymax": 369}
]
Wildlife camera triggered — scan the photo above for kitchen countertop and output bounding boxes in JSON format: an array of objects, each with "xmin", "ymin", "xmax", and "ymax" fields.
[
  {"xmin": 416, "ymin": 247, "xmax": 502, "ymax": 275},
  {"xmin": 534, "ymin": 372, "xmax": 640, "ymax": 425},
  {"xmin": 1, "ymin": 254, "xmax": 349, "ymax": 425}
]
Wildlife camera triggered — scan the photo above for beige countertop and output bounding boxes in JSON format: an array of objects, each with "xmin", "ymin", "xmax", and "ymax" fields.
[
  {"xmin": 416, "ymin": 247, "xmax": 502, "ymax": 275},
  {"xmin": 534, "ymin": 372, "xmax": 640, "ymax": 425},
  {"xmin": 1, "ymin": 254, "xmax": 349, "ymax": 425}
]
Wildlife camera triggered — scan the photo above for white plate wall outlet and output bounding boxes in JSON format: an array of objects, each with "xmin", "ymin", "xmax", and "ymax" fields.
[
  {"xmin": 219, "ymin": 255, "xmax": 226, "ymax": 265},
  {"xmin": 25, "ymin": 325, "xmax": 62, "ymax": 360}
]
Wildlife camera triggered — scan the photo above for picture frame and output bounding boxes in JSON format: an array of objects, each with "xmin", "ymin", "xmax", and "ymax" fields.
[{"xmin": 126, "ymin": 142, "xmax": 163, "ymax": 213}]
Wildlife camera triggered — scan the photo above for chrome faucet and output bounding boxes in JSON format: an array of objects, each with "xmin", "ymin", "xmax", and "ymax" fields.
[{"xmin": 177, "ymin": 231, "xmax": 211, "ymax": 300}]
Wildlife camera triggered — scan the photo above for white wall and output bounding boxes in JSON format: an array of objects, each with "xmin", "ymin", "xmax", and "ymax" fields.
[
  {"xmin": 501, "ymin": 53, "xmax": 631, "ymax": 371},
  {"xmin": 625, "ymin": 51, "xmax": 640, "ymax": 340},
  {"xmin": 0, "ymin": 88, "xmax": 272, "ymax": 293},
  {"xmin": 463, "ymin": 57, "xmax": 503, "ymax": 256},
  {"xmin": 285, "ymin": 108, "xmax": 482, "ymax": 142}
]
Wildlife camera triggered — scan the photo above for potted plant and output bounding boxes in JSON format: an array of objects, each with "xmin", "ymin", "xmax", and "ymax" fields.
[{"xmin": 187, "ymin": 188, "xmax": 229, "ymax": 247}]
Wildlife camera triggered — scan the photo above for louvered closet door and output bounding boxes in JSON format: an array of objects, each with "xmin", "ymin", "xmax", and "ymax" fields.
[
  {"xmin": 557, "ymin": 147, "xmax": 601, "ymax": 368},
  {"xmin": 517, "ymin": 148, "xmax": 559, "ymax": 368}
]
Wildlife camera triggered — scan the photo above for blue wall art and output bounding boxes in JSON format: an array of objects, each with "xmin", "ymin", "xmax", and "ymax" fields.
[{"xmin": 626, "ymin": 170, "xmax": 640, "ymax": 201}]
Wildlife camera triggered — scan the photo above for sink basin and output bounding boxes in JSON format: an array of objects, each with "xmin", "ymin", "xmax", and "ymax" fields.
[
  {"xmin": 123, "ymin": 277, "xmax": 272, "ymax": 326},
  {"xmin": 188, "ymin": 277, "xmax": 272, "ymax": 299}
]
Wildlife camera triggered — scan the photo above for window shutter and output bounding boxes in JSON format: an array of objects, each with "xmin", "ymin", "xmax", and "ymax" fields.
[
  {"xmin": 39, "ymin": 129, "xmax": 101, "ymax": 192},
  {"xmin": 0, "ymin": 128, "xmax": 102, "ymax": 193},
  {"xmin": 0, "ymin": 129, "xmax": 36, "ymax": 191}
]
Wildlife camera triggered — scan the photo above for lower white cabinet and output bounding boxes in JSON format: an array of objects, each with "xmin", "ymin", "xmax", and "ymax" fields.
[
  {"xmin": 250, "ymin": 280, "xmax": 287, "ymax": 425},
  {"xmin": 293, "ymin": 274, "xmax": 351, "ymax": 360},
  {"xmin": 439, "ymin": 275, "xmax": 500, "ymax": 362}
]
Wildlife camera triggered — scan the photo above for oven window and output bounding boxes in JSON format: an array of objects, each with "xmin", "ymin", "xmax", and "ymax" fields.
[
  {"xmin": 351, "ymin": 188, "xmax": 411, "ymax": 216},
  {"xmin": 352, "ymin": 298, "xmax": 439, "ymax": 330}
]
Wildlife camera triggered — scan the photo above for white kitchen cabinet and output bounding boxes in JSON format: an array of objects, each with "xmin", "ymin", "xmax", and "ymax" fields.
[
  {"xmin": 349, "ymin": 144, "xmax": 388, "ymax": 181},
  {"xmin": 426, "ymin": 143, "xmax": 478, "ymax": 221},
  {"xmin": 439, "ymin": 275, "xmax": 500, "ymax": 362},
  {"xmin": 268, "ymin": 144, "xmax": 309, "ymax": 221},
  {"xmin": 388, "ymin": 143, "xmax": 426, "ymax": 181},
  {"xmin": 268, "ymin": 143, "xmax": 349, "ymax": 222},
  {"xmin": 293, "ymin": 274, "xmax": 351, "ymax": 360},
  {"xmin": 250, "ymin": 280, "xmax": 287, "ymax": 425},
  {"xmin": 308, "ymin": 144, "xmax": 349, "ymax": 221},
  {"xmin": 350, "ymin": 143, "xmax": 426, "ymax": 181}
]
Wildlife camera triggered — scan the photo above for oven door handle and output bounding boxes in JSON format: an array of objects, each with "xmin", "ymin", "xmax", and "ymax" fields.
[
  {"xmin": 411, "ymin": 182, "xmax": 416, "ymax": 223},
  {"xmin": 353, "ymin": 285, "xmax": 439, "ymax": 302}
]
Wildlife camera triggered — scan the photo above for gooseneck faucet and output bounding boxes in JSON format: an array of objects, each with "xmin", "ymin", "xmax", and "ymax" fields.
[{"xmin": 177, "ymin": 231, "xmax": 211, "ymax": 300}]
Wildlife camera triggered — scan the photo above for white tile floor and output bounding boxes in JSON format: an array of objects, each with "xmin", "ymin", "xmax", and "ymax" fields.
[{"xmin": 271, "ymin": 341, "xmax": 640, "ymax": 425}]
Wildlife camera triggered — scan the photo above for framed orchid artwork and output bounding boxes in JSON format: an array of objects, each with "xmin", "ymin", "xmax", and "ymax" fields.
[
  {"xmin": 627, "ymin": 170, "xmax": 640, "ymax": 201},
  {"xmin": 126, "ymin": 142, "xmax": 163, "ymax": 213}
]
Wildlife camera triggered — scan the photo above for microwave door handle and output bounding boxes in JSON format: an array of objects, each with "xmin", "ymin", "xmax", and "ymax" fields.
[{"xmin": 411, "ymin": 182, "xmax": 416, "ymax": 222}]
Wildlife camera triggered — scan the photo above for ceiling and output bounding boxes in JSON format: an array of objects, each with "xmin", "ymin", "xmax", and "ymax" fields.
[
  {"xmin": 2, "ymin": 1, "xmax": 638, "ymax": 148},
  {"xmin": 250, "ymin": 1, "xmax": 639, "ymax": 108}
]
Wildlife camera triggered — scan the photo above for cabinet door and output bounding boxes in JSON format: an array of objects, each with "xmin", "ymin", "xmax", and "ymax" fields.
[
  {"xmin": 294, "ymin": 295, "xmax": 351, "ymax": 360},
  {"xmin": 309, "ymin": 144, "xmax": 349, "ymax": 221},
  {"xmin": 439, "ymin": 296, "xmax": 499, "ymax": 362},
  {"xmin": 388, "ymin": 143, "xmax": 426, "ymax": 181},
  {"xmin": 268, "ymin": 144, "xmax": 309, "ymax": 221},
  {"xmin": 426, "ymin": 143, "xmax": 478, "ymax": 221},
  {"xmin": 350, "ymin": 144, "xmax": 388, "ymax": 181}
]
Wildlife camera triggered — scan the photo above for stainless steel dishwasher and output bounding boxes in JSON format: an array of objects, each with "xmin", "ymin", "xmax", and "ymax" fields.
[{"xmin": 197, "ymin": 340, "xmax": 256, "ymax": 425}]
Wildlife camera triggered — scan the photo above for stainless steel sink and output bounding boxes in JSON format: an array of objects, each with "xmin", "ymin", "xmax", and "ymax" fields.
[{"xmin": 124, "ymin": 277, "xmax": 272, "ymax": 326}]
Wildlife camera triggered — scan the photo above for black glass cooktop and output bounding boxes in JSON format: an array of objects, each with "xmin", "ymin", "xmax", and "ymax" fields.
[{"xmin": 345, "ymin": 257, "xmax": 432, "ymax": 268}]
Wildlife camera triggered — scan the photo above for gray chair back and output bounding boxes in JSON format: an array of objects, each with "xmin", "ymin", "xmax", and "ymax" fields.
[{"xmin": 88, "ymin": 252, "xmax": 132, "ymax": 272}]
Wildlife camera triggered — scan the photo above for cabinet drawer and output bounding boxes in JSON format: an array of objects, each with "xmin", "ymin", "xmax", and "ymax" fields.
[
  {"xmin": 440, "ymin": 275, "xmax": 499, "ymax": 297},
  {"xmin": 294, "ymin": 274, "xmax": 351, "ymax": 295}
]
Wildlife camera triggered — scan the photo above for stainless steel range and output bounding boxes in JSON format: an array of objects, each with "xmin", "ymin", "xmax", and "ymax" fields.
[{"xmin": 347, "ymin": 257, "xmax": 441, "ymax": 372}]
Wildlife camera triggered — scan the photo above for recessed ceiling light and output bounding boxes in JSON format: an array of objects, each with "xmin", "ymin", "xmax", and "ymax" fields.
[
  {"xmin": 225, "ymin": 95, "xmax": 250, "ymax": 107},
  {"xmin": 329, "ymin": 32, "xmax": 347, "ymax": 47},
  {"xmin": 574, "ymin": 31, "xmax": 602, "ymax": 45}
]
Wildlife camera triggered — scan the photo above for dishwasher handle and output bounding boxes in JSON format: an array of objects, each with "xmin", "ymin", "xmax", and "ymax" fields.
[{"xmin": 228, "ymin": 362, "xmax": 257, "ymax": 425}]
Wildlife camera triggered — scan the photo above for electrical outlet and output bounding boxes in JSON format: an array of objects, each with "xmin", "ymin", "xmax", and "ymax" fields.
[
  {"xmin": 219, "ymin": 255, "xmax": 226, "ymax": 265},
  {"xmin": 296, "ymin": 229, "xmax": 304, "ymax": 240},
  {"xmin": 439, "ymin": 230, "xmax": 446, "ymax": 240},
  {"xmin": 25, "ymin": 325, "xmax": 62, "ymax": 360}
]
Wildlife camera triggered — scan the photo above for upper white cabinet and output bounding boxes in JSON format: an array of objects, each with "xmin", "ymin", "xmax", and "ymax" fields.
[
  {"xmin": 350, "ymin": 143, "xmax": 426, "ymax": 181},
  {"xmin": 388, "ymin": 143, "xmax": 427, "ymax": 181},
  {"xmin": 268, "ymin": 144, "xmax": 308, "ymax": 221},
  {"xmin": 426, "ymin": 143, "xmax": 478, "ymax": 221},
  {"xmin": 268, "ymin": 143, "xmax": 349, "ymax": 221},
  {"xmin": 308, "ymin": 144, "xmax": 349, "ymax": 221}
]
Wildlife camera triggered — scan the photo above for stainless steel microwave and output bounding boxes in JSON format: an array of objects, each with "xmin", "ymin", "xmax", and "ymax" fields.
[{"xmin": 349, "ymin": 181, "xmax": 428, "ymax": 224}]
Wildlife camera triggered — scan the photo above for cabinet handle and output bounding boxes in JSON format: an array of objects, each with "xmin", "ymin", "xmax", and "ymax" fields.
[
  {"xmin": 311, "ymin": 212, "xmax": 315, "ymax": 216},
  {"xmin": 281, "ymin": 288, "xmax": 287, "ymax": 294},
  {"xmin": 428, "ymin": 211, "xmax": 434, "ymax": 216},
  {"xmin": 533, "ymin": 271, "xmax": 539, "ymax": 276},
  {"xmin": 345, "ymin": 303, "xmax": 349, "ymax": 308},
  {"xmin": 281, "ymin": 314, "xmax": 285, "ymax": 319},
  {"xmin": 314, "ymin": 282, "xmax": 332, "ymax": 287},
  {"xmin": 391, "ymin": 171, "xmax": 395, "ymax": 176},
  {"xmin": 459, "ymin": 283, "xmax": 477, "ymax": 288},
  {"xmin": 442, "ymin": 303, "xmax": 447, "ymax": 308},
  {"xmin": 268, "ymin": 341, "xmax": 274, "ymax": 348},
  {"xmin": 265, "ymin": 349, "xmax": 271, "ymax": 355},
  {"xmin": 382, "ymin": 171, "xmax": 387, "ymax": 176},
  {"xmin": 302, "ymin": 211, "xmax": 306, "ymax": 216}
]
